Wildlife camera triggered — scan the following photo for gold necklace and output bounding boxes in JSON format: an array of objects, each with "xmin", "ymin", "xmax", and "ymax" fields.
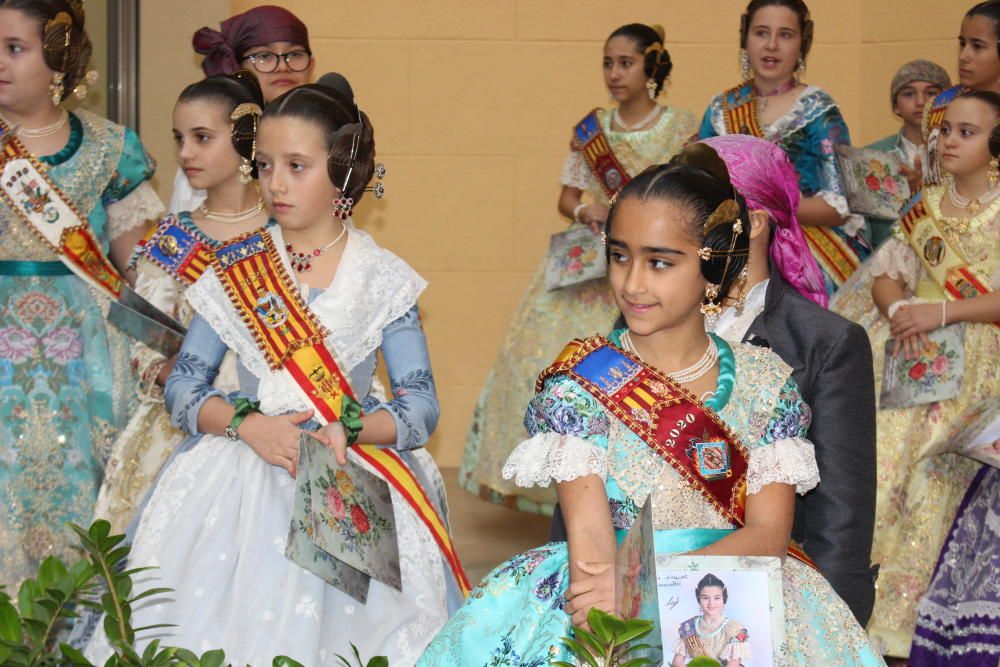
[{"xmin": 197, "ymin": 197, "xmax": 264, "ymax": 224}]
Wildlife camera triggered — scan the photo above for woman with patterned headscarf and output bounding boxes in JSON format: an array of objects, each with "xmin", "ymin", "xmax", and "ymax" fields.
[{"xmin": 170, "ymin": 5, "xmax": 315, "ymax": 213}]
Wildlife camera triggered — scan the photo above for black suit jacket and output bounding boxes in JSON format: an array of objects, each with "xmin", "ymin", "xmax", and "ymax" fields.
[{"xmin": 548, "ymin": 269, "xmax": 878, "ymax": 625}]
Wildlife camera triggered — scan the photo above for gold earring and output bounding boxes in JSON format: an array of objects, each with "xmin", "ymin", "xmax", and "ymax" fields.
[
  {"xmin": 646, "ymin": 78, "xmax": 658, "ymax": 100},
  {"xmin": 740, "ymin": 49, "xmax": 751, "ymax": 81},
  {"xmin": 701, "ymin": 283, "xmax": 722, "ymax": 326},
  {"xmin": 795, "ymin": 56, "xmax": 806, "ymax": 81},
  {"xmin": 238, "ymin": 158, "xmax": 253, "ymax": 185},
  {"xmin": 49, "ymin": 72, "xmax": 64, "ymax": 106},
  {"xmin": 734, "ymin": 266, "xmax": 750, "ymax": 311},
  {"xmin": 989, "ymin": 157, "xmax": 1000, "ymax": 189}
]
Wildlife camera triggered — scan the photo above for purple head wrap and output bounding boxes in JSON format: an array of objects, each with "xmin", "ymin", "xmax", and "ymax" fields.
[
  {"xmin": 702, "ymin": 135, "xmax": 828, "ymax": 308},
  {"xmin": 193, "ymin": 5, "xmax": 310, "ymax": 77}
]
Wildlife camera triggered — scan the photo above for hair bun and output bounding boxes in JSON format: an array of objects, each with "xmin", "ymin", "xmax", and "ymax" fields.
[
  {"xmin": 672, "ymin": 143, "xmax": 733, "ymax": 189},
  {"xmin": 316, "ymin": 72, "xmax": 356, "ymax": 106},
  {"xmin": 650, "ymin": 24, "xmax": 665, "ymax": 41}
]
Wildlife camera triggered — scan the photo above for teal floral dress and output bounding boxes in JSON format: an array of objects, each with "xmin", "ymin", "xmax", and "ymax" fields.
[
  {"xmin": 0, "ymin": 110, "xmax": 160, "ymax": 589},
  {"xmin": 418, "ymin": 332, "xmax": 885, "ymax": 666}
]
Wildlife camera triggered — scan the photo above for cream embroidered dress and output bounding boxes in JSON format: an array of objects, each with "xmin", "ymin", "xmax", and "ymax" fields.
[
  {"xmin": 830, "ymin": 184, "xmax": 1000, "ymax": 657},
  {"xmin": 459, "ymin": 106, "xmax": 697, "ymax": 514},
  {"xmin": 92, "ymin": 212, "xmax": 242, "ymax": 533},
  {"xmin": 0, "ymin": 110, "xmax": 160, "ymax": 589}
]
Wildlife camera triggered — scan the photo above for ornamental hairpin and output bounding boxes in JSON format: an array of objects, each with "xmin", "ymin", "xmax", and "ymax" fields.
[{"xmin": 230, "ymin": 103, "xmax": 262, "ymax": 184}]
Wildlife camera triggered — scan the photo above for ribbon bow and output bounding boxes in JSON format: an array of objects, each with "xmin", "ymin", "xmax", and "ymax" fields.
[{"xmin": 340, "ymin": 395, "xmax": 364, "ymax": 446}]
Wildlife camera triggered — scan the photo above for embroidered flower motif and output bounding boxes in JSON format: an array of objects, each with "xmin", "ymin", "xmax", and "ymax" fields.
[
  {"xmin": 350, "ymin": 504, "xmax": 370, "ymax": 534},
  {"xmin": 549, "ymin": 403, "xmax": 585, "ymax": 437},
  {"xmin": 865, "ymin": 174, "xmax": 881, "ymax": 191},
  {"xmin": 908, "ymin": 362, "xmax": 927, "ymax": 381},
  {"xmin": 41, "ymin": 327, "xmax": 83, "ymax": 364},
  {"xmin": 533, "ymin": 570, "xmax": 563, "ymax": 602},
  {"xmin": 294, "ymin": 595, "xmax": 319, "ymax": 619},
  {"xmin": 12, "ymin": 291, "xmax": 63, "ymax": 328},
  {"xmin": 883, "ymin": 175, "xmax": 899, "ymax": 196},
  {"xmin": 326, "ymin": 486, "xmax": 346, "ymax": 520},
  {"xmin": 335, "ymin": 469, "xmax": 356, "ymax": 495},
  {"xmin": 0, "ymin": 326, "xmax": 38, "ymax": 364},
  {"xmin": 931, "ymin": 354, "xmax": 949, "ymax": 376}
]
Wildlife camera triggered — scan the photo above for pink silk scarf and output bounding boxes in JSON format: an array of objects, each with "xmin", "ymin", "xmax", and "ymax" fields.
[{"xmin": 703, "ymin": 134, "xmax": 828, "ymax": 307}]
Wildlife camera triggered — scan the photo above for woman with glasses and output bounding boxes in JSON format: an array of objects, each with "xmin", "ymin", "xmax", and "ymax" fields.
[{"xmin": 168, "ymin": 5, "xmax": 315, "ymax": 213}]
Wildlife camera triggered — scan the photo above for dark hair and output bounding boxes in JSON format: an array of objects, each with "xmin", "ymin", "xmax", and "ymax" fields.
[
  {"xmin": 966, "ymin": 1, "xmax": 1000, "ymax": 56},
  {"xmin": 605, "ymin": 148, "xmax": 751, "ymax": 302},
  {"xmin": 0, "ymin": 0, "xmax": 92, "ymax": 94},
  {"xmin": 263, "ymin": 74, "xmax": 376, "ymax": 202},
  {"xmin": 956, "ymin": 89, "xmax": 1000, "ymax": 156},
  {"xmin": 606, "ymin": 23, "xmax": 673, "ymax": 96},
  {"xmin": 177, "ymin": 70, "xmax": 264, "ymax": 164},
  {"xmin": 740, "ymin": 0, "xmax": 814, "ymax": 61},
  {"xmin": 696, "ymin": 574, "xmax": 729, "ymax": 603}
]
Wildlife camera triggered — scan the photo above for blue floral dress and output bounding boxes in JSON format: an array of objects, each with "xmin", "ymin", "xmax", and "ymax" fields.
[
  {"xmin": 0, "ymin": 110, "xmax": 160, "ymax": 589},
  {"xmin": 419, "ymin": 332, "xmax": 885, "ymax": 666},
  {"xmin": 699, "ymin": 85, "xmax": 871, "ymax": 294}
]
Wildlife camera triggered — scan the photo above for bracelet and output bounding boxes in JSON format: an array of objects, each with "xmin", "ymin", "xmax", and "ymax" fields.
[
  {"xmin": 887, "ymin": 299, "xmax": 908, "ymax": 320},
  {"xmin": 941, "ymin": 301, "xmax": 947, "ymax": 329},
  {"xmin": 225, "ymin": 397, "xmax": 261, "ymax": 441},
  {"xmin": 572, "ymin": 203, "xmax": 587, "ymax": 225},
  {"xmin": 340, "ymin": 395, "xmax": 364, "ymax": 446}
]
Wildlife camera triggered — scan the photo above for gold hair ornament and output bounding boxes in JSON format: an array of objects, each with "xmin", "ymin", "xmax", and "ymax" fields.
[{"xmin": 230, "ymin": 103, "xmax": 262, "ymax": 184}]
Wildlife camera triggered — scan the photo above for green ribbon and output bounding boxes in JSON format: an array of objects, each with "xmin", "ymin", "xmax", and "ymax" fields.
[
  {"xmin": 233, "ymin": 397, "xmax": 262, "ymax": 419},
  {"xmin": 340, "ymin": 395, "xmax": 364, "ymax": 446}
]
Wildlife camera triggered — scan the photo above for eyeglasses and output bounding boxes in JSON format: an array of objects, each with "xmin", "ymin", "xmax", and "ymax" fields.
[{"xmin": 242, "ymin": 50, "xmax": 312, "ymax": 73}]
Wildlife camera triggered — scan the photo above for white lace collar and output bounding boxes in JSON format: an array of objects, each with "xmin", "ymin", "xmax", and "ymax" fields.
[{"xmin": 185, "ymin": 223, "xmax": 427, "ymax": 380}]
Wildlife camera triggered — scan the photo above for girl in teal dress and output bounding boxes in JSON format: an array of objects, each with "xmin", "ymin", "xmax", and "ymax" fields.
[
  {"xmin": 0, "ymin": 0, "xmax": 161, "ymax": 589},
  {"xmin": 418, "ymin": 148, "xmax": 884, "ymax": 666}
]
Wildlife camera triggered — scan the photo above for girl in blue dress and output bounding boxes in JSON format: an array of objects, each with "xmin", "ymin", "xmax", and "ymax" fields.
[
  {"xmin": 418, "ymin": 147, "xmax": 884, "ymax": 666},
  {"xmin": 0, "ymin": 0, "xmax": 160, "ymax": 589}
]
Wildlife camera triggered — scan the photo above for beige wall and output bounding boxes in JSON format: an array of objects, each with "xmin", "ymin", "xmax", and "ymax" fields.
[{"xmin": 134, "ymin": 1, "xmax": 968, "ymax": 465}]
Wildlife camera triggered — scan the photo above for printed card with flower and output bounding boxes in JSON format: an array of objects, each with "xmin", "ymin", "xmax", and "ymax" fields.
[
  {"xmin": 932, "ymin": 397, "xmax": 1000, "ymax": 468},
  {"xmin": 881, "ymin": 324, "xmax": 964, "ymax": 409},
  {"xmin": 286, "ymin": 433, "xmax": 401, "ymax": 601},
  {"xmin": 835, "ymin": 145, "xmax": 911, "ymax": 219},
  {"xmin": 544, "ymin": 224, "xmax": 607, "ymax": 290}
]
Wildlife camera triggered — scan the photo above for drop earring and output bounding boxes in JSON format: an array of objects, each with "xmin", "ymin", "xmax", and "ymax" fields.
[
  {"xmin": 700, "ymin": 283, "xmax": 722, "ymax": 326},
  {"xmin": 646, "ymin": 78, "xmax": 658, "ymax": 100},
  {"xmin": 238, "ymin": 158, "xmax": 253, "ymax": 185},
  {"xmin": 989, "ymin": 157, "xmax": 1000, "ymax": 189},
  {"xmin": 795, "ymin": 56, "xmax": 806, "ymax": 81},
  {"xmin": 49, "ymin": 72, "xmax": 65, "ymax": 106},
  {"xmin": 740, "ymin": 49, "xmax": 751, "ymax": 81},
  {"xmin": 333, "ymin": 194, "xmax": 354, "ymax": 220},
  {"xmin": 734, "ymin": 266, "xmax": 750, "ymax": 311}
]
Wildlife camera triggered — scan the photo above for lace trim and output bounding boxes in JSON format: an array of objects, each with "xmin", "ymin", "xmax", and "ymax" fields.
[
  {"xmin": 747, "ymin": 436, "xmax": 820, "ymax": 495},
  {"xmin": 816, "ymin": 190, "xmax": 866, "ymax": 237},
  {"xmin": 185, "ymin": 225, "xmax": 427, "ymax": 388},
  {"xmin": 106, "ymin": 182, "xmax": 163, "ymax": 241},
  {"xmin": 502, "ymin": 432, "xmax": 608, "ymax": 488},
  {"xmin": 868, "ymin": 237, "xmax": 920, "ymax": 291},
  {"xmin": 560, "ymin": 149, "xmax": 589, "ymax": 191}
]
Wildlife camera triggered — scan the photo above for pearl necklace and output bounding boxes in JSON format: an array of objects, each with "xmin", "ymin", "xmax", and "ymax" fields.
[
  {"xmin": 621, "ymin": 330, "xmax": 718, "ymax": 385},
  {"xmin": 612, "ymin": 105, "xmax": 662, "ymax": 132},
  {"xmin": 198, "ymin": 198, "xmax": 264, "ymax": 224},
  {"xmin": 285, "ymin": 222, "xmax": 347, "ymax": 272},
  {"xmin": 0, "ymin": 109, "xmax": 68, "ymax": 138},
  {"xmin": 947, "ymin": 179, "xmax": 1000, "ymax": 216},
  {"xmin": 696, "ymin": 615, "xmax": 729, "ymax": 639}
]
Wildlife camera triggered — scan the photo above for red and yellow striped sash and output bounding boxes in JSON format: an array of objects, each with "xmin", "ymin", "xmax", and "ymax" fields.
[
  {"xmin": 801, "ymin": 226, "xmax": 860, "ymax": 288},
  {"xmin": 213, "ymin": 229, "xmax": 471, "ymax": 594}
]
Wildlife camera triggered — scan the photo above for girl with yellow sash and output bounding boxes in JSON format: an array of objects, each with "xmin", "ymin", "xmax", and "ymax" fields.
[
  {"xmin": 92, "ymin": 71, "xmax": 270, "ymax": 534},
  {"xmin": 419, "ymin": 150, "xmax": 883, "ymax": 665},
  {"xmin": 831, "ymin": 91, "xmax": 1000, "ymax": 660},
  {"xmin": 698, "ymin": 0, "xmax": 869, "ymax": 295},
  {"xmin": 0, "ymin": 0, "xmax": 161, "ymax": 590},
  {"xmin": 460, "ymin": 23, "xmax": 696, "ymax": 515},
  {"xmin": 84, "ymin": 79, "xmax": 459, "ymax": 665}
]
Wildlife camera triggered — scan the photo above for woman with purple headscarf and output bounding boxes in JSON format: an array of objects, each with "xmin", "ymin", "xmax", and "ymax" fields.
[
  {"xmin": 702, "ymin": 134, "xmax": 880, "ymax": 627},
  {"xmin": 170, "ymin": 5, "xmax": 315, "ymax": 213}
]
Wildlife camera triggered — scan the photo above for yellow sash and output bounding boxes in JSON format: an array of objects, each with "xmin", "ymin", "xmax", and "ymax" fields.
[
  {"xmin": 0, "ymin": 121, "xmax": 123, "ymax": 298},
  {"xmin": 213, "ymin": 229, "xmax": 472, "ymax": 596},
  {"xmin": 898, "ymin": 193, "xmax": 1000, "ymax": 331},
  {"xmin": 801, "ymin": 225, "xmax": 860, "ymax": 287}
]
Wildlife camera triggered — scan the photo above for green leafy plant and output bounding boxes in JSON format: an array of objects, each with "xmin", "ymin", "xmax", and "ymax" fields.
[
  {"xmin": 687, "ymin": 658, "xmax": 723, "ymax": 667},
  {"xmin": 552, "ymin": 607, "xmax": 658, "ymax": 667},
  {"xmin": 0, "ymin": 520, "xmax": 388, "ymax": 667},
  {"xmin": 335, "ymin": 643, "xmax": 389, "ymax": 667}
]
